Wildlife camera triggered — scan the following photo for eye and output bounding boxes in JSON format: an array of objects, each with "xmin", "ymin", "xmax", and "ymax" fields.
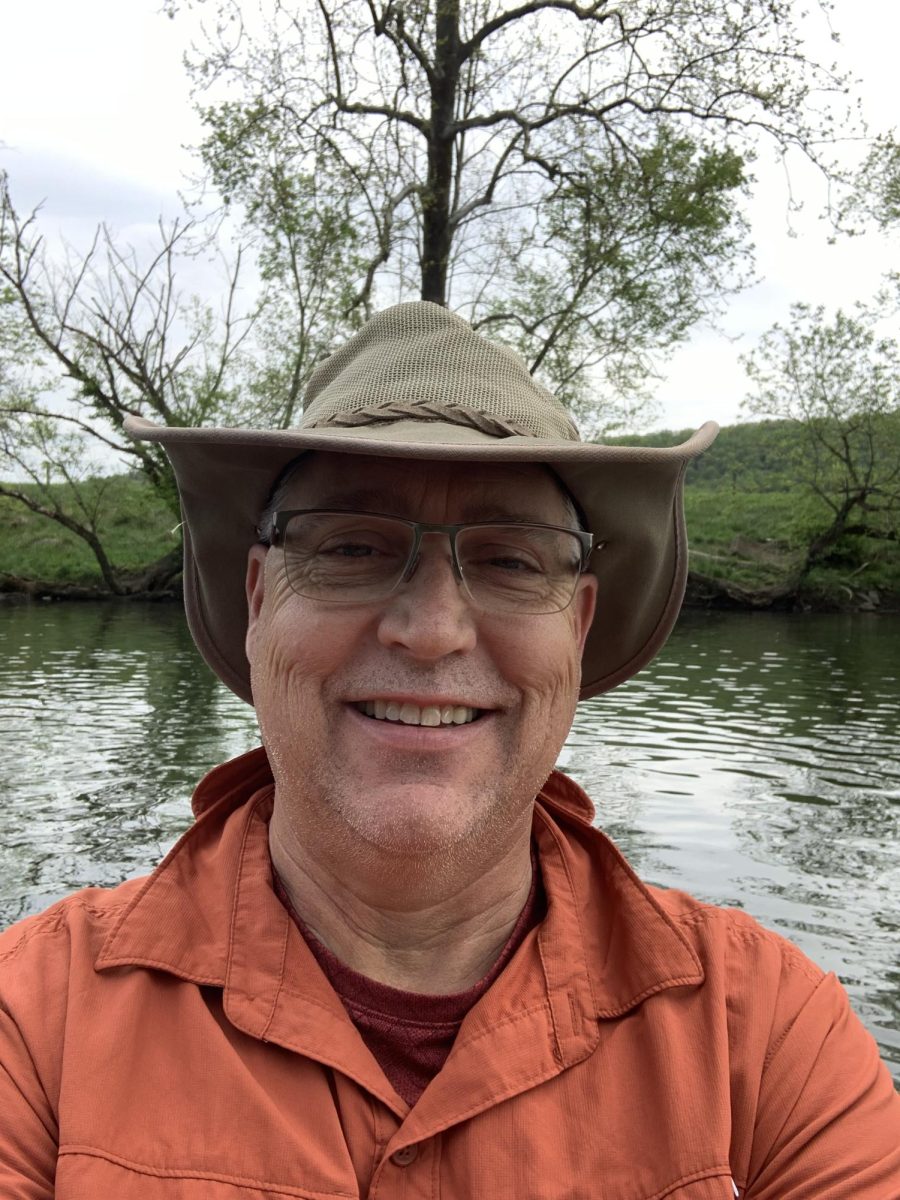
[
  {"xmin": 318, "ymin": 536, "xmax": 385, "ymax": 558},
  {"xmin": 466, "ymin": 540, "xmax": 545, "ymax": 574},
  {"xmin": 288, "ymin": 516, "xmax": 408, "ymax": 561},
  {"xmin": 484, "ymin": 550, "xmax": 542, "ymax": 573}
]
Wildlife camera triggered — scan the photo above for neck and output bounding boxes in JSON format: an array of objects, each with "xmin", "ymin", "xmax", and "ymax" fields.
[{"xmin": 269, "ymin": 804, "xmax": 535, "ymax": 993}]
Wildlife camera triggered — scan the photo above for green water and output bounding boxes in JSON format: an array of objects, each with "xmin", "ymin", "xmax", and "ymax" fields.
[{"xmin": 1, "ymin": 601, "xmax": 897, "ymax": 1078}]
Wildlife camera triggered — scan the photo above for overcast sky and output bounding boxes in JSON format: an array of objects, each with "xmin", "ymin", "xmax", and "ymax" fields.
[{"xmin": 2, "ymin": 0, "xmax": 897, "ymax": 431}]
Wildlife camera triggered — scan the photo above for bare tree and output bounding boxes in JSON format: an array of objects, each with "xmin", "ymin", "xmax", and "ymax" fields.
[
  {"xmin": 0, "ymin": 173, "xmax": 261, "ymax": 591},
  {"xmin": 166, "ymin": 0, "xmax": 852, "ymax": 425}
]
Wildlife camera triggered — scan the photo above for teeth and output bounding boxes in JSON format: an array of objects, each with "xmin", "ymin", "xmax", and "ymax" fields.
[{"xmin": 356, "ymin": 701, "xmax": 479, "ymax": 726}]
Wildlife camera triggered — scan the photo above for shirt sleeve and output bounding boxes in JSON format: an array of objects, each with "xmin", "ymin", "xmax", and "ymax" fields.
[
  {"xmin": 0, "ymin": 1003, "xmax": 58, "ymax": 1199},
  {"xmin": 743, "ymin": 970, "xmax": 900, "ymax": 1198}
]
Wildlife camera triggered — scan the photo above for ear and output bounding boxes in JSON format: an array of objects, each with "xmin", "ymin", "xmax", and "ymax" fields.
[
  {"xmin": 572, "ymin": 572, "xmax": 598, "ymax": 656},
  {"xmin": 245, "ymin": 544, "xmax": 269, "ymax": 661}
]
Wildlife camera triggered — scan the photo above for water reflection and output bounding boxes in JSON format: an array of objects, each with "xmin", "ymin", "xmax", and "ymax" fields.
[{"xmin": 1, "ymin": 603, "xmax": 898, "ymax": 1080}]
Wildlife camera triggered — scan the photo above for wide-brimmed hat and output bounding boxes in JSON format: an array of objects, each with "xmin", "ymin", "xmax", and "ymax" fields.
[{"xmin": 126, "ymin": 301, "xmax": 717, "ymax": 702}]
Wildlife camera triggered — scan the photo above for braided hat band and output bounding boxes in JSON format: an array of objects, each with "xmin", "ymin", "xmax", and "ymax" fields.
[{"xmin": 303, "ymin": 400, "xmax": 537, "ymax": 439}]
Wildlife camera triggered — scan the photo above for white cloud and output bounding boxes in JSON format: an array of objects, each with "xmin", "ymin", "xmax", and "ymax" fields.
[{"xmin": 1, "ymin": 0, "xmax": 201, "ymax": 191}]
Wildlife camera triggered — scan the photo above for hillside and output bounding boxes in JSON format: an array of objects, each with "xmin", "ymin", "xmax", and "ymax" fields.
[{"xmin": 611, "ymin": 418, "xmax": 899, "ymax": 609}]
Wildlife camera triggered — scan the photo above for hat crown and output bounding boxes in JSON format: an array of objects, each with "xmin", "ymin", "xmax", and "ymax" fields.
[{"xmin": 301, "ymin": 301, "xmax": 580, "ymax": 442}]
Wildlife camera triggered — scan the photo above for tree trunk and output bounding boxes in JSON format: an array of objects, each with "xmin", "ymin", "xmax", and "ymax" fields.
[
  {"xmin": 80, "ymin": 527, "xmax": 128, "ymax": 595},
  {"xmin": 421, "ymin": 0, "xmax": 460, "ymax": 304},
  {"xmin": 800, "ymin": 491, "xmax": 866, "ymax": 578},
  {"xmin": 127, "ymin": 546, "xmax": 183, "ymax": 593}
]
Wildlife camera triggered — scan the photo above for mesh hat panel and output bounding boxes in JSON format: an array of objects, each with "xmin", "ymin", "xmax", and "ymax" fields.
[{"xmin": 302, "ymin": 304, "xmax": 579, "ymax": 442}]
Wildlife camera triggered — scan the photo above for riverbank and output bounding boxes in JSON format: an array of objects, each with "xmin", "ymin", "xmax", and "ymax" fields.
[{"xmin": 3, "ymin": 568, "xmax": 896, "ymax": 613}]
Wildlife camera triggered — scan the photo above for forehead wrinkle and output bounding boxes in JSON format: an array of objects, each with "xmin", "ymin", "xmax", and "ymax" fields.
[
  {"xmin": 296, "ymin": 487, "xmax": 407, "ymax": 513},
  {"xmin": 299, "ymin": 492, "xmax": 557, "ymax": 526}
]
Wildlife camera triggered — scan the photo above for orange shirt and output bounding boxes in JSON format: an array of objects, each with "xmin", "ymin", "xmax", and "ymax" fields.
[{"xmin": 1, "ymin": 746, "xmax": 898, "ymax": 1199}]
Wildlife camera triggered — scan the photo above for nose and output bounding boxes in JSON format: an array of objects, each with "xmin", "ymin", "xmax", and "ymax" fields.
[{"xmin": 376, "ymin": 534, "xmax": 477, "ymax": 660}]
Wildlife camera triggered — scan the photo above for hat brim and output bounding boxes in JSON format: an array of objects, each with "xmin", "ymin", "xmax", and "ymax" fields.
[{"xmin": 125, "ymin": 415, "xmax": 718, "ymax": 702}]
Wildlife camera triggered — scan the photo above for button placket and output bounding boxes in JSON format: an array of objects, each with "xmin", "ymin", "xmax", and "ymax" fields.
[{"xmin": 390, "ymin": 1143, "xmax": 419, "ymax": 1166}]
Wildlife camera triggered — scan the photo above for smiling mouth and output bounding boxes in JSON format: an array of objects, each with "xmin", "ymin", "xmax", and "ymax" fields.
[{"xmin": 353, "ymin": 701, "xmax": 482, "ymax": 727}]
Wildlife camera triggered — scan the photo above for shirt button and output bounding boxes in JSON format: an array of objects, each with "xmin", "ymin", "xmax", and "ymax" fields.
[{"xmin": 391, "ymin": 1144, "xmax": 419, "ymax": 1166}]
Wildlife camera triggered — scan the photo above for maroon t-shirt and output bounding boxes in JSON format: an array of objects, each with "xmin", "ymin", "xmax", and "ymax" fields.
[{"xmin": 274, "ymin": 862, "xmax": 544, "ymax": 1106}]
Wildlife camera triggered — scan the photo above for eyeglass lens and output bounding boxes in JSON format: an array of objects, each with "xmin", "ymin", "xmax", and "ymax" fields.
[{"xmin": 280, "ymin": 512, "xmax": 584, "ymax": 614}]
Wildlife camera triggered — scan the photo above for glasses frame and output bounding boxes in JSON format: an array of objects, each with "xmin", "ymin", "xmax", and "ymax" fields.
[{"xmin": 269, "ymin": 508, "xmax": 598, "ymax": 613}]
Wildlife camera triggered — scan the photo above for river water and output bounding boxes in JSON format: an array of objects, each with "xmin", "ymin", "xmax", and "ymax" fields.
[{"xmin": 0, "ymin": 601, "xmax": 897, "ymax": 1080}]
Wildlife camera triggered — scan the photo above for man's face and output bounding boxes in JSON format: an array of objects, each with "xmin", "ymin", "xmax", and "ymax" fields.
[{"xmin": 245, "ymin": 452, "xmax": 597, "ymax": 863}]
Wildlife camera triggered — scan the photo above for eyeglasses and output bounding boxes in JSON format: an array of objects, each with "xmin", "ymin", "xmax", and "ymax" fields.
[{"xmin": 270, "ymin": 509, "xmax": 597, "ymax": 615}]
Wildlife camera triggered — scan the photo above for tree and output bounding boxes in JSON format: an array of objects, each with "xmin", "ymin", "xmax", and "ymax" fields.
[
  {"xmin": 742, "ymin": 302, "xmax": 900, "ymax": 581},
  {"xmin": 166, "ymin": 0, "xmax": 851, "ymax": 428},
  {"xmin": 0, "ymin": 173, "xmax": 258, "ymax": 592},
  {"xmin": 842, "ymin": 133, "xmax": 900, "ymax": 233}
]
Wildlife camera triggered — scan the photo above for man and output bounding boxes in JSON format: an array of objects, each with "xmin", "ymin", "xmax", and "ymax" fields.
[{"xmin": 1, "ymin": 302, "xmax": 898, "ymax": 1197}]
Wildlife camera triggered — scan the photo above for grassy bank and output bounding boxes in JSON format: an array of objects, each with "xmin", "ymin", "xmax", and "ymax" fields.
[
  {"xmin": 0, "ymin": 474, "xmax": 177, "ymax": 587},
  {"xmin": 684, "ymin": 489, "xmax": 898, "ymax": 607},
  {"xmin": 2, "ymin": 420, "xmax": 898, "ymax": 609}
]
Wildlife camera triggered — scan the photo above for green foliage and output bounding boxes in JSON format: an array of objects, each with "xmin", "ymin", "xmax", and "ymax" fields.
[
  {"xmin": 611, "ymin": 416, "xmax": 900, "ymax": 603},
  {"xmin": 481, "ymin": 130, "xmax": 749, "ymax": 427},
  {"xmin": 743, "ymin": 303, "xmax": 899, "ymax": 426},
  {"xmin": 611, "ymin": 419, "xmax": 809, "ymax": 492},
  {"xmin": 685, "ymin": 488, "xmax": 821, "ymax": 547},
  {"xmin": 609, "ymin": 302, "xmax": 900, "ymax": 603},
  {"xmin": 843, "ymin": 134, "xmax": 900, "ymax": 231}
]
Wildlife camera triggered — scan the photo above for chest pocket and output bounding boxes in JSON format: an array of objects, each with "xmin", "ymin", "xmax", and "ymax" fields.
[
  {"xmin": 512, "ymin": 1175, "xmax": 738, "ymax": 1200},
  {"xmin": 55, "ymin": 1148, "xmax": 359, "ymax": 1200}
]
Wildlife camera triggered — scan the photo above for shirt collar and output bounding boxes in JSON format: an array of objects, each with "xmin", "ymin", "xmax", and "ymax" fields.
[
  {"xmin": 96, "ymin": 747, "xmax": 275, "ymax": 987},
  {"xmin": 535, "ymin": 770, "xmax": 704, "ymax": 1018}
]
